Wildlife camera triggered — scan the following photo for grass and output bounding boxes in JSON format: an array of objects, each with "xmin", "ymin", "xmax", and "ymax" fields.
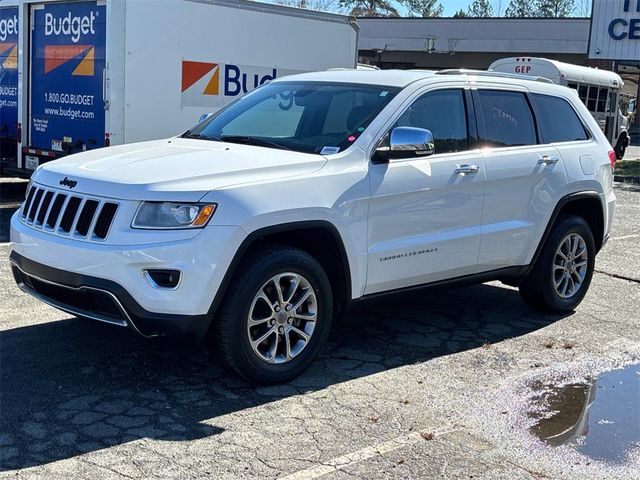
[{"xmin": 615, "ymin": 159, "xmax": 640, "ymax": 176}]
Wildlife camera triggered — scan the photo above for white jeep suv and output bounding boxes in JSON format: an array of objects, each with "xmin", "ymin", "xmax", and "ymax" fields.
[{"xmin": 10, "ymin": 69, "xmax": 616, "ymax": 384}]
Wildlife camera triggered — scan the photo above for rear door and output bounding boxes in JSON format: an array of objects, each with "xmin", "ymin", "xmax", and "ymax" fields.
[
  {"xmin": 474, "ymin": 87, "xmax": 568, "ymax": 271},
  {"xmin": 29, "ymin": 1, "xmax": 106, "ymax": 158},
  {"xmin": 0, "ymin": 5, "xmax": 19, "ymax": 157}
]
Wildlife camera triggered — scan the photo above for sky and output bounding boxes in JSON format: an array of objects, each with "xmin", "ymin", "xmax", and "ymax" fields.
[
  {"xmin": 262, "ymin": 1, "xmax": 510, "ymax": 17},
  {"xmin": 395, "ymin": 1, "xmax": 510, "ymax": 16}
]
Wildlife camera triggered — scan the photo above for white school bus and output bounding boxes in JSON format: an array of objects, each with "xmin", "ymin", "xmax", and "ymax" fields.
[{"xmin": 490, "ymin": 57, "xmax": 634, "ymax": 159}]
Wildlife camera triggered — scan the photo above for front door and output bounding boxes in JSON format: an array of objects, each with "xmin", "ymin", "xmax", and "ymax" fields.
[{"xmin": 366, "ymin": 87, "xmax": 485, "ymax": 294}]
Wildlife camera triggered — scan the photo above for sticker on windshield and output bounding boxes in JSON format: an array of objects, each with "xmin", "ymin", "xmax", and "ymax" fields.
[
  {"xmin": 320, "ymin": 146, "xmax": 340, "ymax": 155},
  {"xmin": 380, "ymin": 91, "xmax": 389, "ymax": 97}
]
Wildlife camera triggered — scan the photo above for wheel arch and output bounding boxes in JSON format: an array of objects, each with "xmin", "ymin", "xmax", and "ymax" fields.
[
  {"xmin": 206, "ymin": 220, "xmax": 353, "ymax": 326},
  {"xmin": 527, "ymin": 191, "xmax": 605, "ymax": 275}
]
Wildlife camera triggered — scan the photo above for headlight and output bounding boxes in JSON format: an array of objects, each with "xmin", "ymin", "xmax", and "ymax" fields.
[{"xmin": 132, "ymin": 202, "xmax": 217, "ymax": 229}]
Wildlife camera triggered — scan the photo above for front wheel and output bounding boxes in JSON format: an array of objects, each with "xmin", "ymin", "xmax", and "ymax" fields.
[
  {"xmin": 214, "ymin": 245, "xmax": 332, "ymax": 385},
  {"xmin": 519, "ymin": 215, "xmax": 596, "ymax": 313}
]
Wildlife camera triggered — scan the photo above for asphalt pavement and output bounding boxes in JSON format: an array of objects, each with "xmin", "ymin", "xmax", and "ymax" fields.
[{"xmin": 0, "ymin": 183, "xmax": 638, "ymax": 479}]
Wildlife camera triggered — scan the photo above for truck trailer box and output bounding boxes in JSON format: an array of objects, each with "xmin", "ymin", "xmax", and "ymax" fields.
[
  {"xmin": 11, "ymin": 0, "xmax": 358, "ymax": 176},
  {"xmin": 0, "ymin": 0, "xmax": 19, "ymax": 171}
]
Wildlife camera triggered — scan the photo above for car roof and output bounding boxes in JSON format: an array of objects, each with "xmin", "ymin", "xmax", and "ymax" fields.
[
  {"xmin": 272, "ymin": 69, "xmax": 439, "ymax": 88},
  {"xmin": 272, "ymin": 68, "xmax": 568, "ymax": 91}
]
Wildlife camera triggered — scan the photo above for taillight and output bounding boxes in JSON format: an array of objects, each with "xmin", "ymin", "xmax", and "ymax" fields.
[
  {"xmin": 608, "ymin": 150, "xmax": 616, "ymax": 170},
  {"xmin": 105, "ymin": 132, "xmax": 110, "ymax": 147},
  {"xmin": 17, "ymin": 122, "xmax": 22, "ymax": 144}
]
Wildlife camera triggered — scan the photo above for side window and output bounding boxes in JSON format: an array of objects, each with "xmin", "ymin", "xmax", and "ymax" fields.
[
  {"xmin": 394, "ymin": 89, "xmax": 468, "ymax": 154},
  {"xmin": 577, "ymin": 84, "xmax": 588, "ymax": 104},
  {"xmin": 597, "ymin": 88, "xmax": 608, "ymax": 113},
  {"xmin": 477, "ymin": 90, "xmax": 537, "ymax": 147},
  {"xmin": 531, "ymin": 93, "xmax": 589, "ymax": 143},
  {"xmin": 608, "ymin": 90, "xmax": 617, "ymax": 114},
  {"xmin": 587, "ymin": 86, "xmax": 598, "ymax": 111}
]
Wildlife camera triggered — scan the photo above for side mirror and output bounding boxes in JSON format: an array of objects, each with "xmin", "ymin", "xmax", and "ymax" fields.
[
  {"xmin": 198, "ymin": 112, "xmax": 213, "ymax": 124},
  {"xmin": 375, "ymin": 127, "xmax": 435, "ymax": 162}
]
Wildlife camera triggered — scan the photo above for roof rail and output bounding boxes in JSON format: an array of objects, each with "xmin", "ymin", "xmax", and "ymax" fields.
[{"xmin": 436, "ymin": 69, "xmax": 554, "ymax": 84}]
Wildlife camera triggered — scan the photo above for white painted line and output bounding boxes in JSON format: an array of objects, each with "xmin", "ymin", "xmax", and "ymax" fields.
[
  {"xmin": 611, "ymin": 234, "xmax": 640, "ymax": 241},
  {"xmin": 281, "ymin": 427, "xmax": 459, "ymax": 480}
]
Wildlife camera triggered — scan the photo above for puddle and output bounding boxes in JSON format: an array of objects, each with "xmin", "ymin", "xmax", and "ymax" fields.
[{"xmin": 529, "ymin": 363, "xmax": 640, "ymax": 464}]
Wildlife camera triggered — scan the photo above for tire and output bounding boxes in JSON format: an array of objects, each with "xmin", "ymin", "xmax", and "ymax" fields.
[
  {"xmin": 214, "ymin": 245, "xmax": 332, "ymax": 385},
  {"xmin": 519, "ymin": 215, "xmax": 596, "ymax": 314},
  {"xmin": 616, "ymin": 135, "xmax": 628, "ymax": 160}
]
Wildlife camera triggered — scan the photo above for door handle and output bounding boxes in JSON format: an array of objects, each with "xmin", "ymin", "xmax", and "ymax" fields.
[
  {"xmin": 454, "ymin": 164, "xmax": 479, "ymax": 175},
  {"xmin": 538, "ymin": 155, "xmax": 559, "ymax": 166}
]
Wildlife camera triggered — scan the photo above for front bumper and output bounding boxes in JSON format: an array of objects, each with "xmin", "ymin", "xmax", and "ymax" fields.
[
  {"xmin": 10, "ymin": 211, "xmax": 247, "ymax": 338},
  {"xmin": 10, "ymin": 251, "xmax": 209, "ymax": 338}
]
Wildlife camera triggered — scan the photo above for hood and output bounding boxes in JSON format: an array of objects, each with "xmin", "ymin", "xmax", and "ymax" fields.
[{"xmin": 33, "ymin": 138, "xmax": 328, "ymax": 201}]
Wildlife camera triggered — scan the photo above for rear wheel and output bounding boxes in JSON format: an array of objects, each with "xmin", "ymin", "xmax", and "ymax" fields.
[
  {"xmin": 214, "ymin": 245, "xmax": 332, "ymax": 385},
  {"xmin": 615, "ymin": 135, "xmax": 628, "ymax": 160},
  {"xmin": 519, "ymin": 215, "xmax": 595, "ymax": 313}
]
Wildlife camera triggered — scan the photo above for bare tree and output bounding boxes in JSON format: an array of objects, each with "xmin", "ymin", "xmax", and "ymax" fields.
[
  {"xmin": 340, "ymin": 0, "xmax": 399, "ymax": 16},
  {"xmin": 275, "ymin": 0, "xmax": 342, "ymax": 11},
  {"xmin": 573, "ymin": 0, "xmax": 591, "ymax": 17},
  {"xmin": 505, "ymin": 0, "xmax": 535, "ymax": 17},
  {"xmin": 468, "ymin": 0, "xmax": 494, "ymax": 17},
  {"xmin": 401, "ymin": 0, "xmax": 444, "ymax": 17},
  {"xmin": 535, "ymin": 0, "xmax": 575, "ymax": 17}
]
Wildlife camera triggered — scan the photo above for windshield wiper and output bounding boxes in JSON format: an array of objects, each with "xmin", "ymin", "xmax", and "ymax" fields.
[
  {"xmin": 182, "ymin": 131, "xmax": 222, "ymax": 141},
  {"xmin": 220, "ymin": 135, "xmax": 292, "ymax": 151}
]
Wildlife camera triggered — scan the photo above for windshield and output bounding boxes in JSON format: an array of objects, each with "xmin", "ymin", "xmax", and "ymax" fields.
[{"xmin": 184, "ymin": 82, "xmax": 400, "ymax": 154}]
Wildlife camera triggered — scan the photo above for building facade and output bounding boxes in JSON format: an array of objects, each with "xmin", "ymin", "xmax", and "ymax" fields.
[{"xmin": 357, "ymin": 16, "xmax": 639, "ymax": 132}]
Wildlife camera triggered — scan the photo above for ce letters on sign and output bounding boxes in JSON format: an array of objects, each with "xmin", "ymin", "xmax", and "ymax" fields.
[{"xmin": 608, "ymin": 0, "xmax": 640, "ymax": 40}]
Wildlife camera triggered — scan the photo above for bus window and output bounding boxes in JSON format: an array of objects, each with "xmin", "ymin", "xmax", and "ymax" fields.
[
  {"xmin": 578, "ymin": 85, "xmax": 589, "ymax": 104},
  {"xmin": 597, "ymin": 88, "xmax": 608, "ymax": 113},
  {"xmin": 587, "ymin": 87, "xmax": 598, "ymax": 111},
  {"xmin": 608, "ymin": 90, "xmax": 617, "ymax": 114}
]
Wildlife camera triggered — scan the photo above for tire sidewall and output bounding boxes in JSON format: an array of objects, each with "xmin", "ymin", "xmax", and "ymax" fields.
[
  {"xmin": 541, "ymin": 218, "xmax": 596, "ymax": 312},
  {"xmin": 224, "ymin": 249, "xmax": 332, "ymax": 383}
]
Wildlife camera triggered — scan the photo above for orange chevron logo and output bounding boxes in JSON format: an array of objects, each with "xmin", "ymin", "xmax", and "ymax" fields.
[
  {"xmin": 0, "ymin": 43, "xmax": 17, "ymax": 69},
  {"xmin": 44, "ymin": 45, "xmax": 95, "ymax": 76},
  {"xmin": 182, "ymin": 61, "xmax": 219, "ymax": 95}
]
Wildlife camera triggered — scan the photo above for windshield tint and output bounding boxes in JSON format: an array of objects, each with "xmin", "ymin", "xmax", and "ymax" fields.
[{"xmin": 185, "ymin": 82, "xmax": 400, "ymax": 154}]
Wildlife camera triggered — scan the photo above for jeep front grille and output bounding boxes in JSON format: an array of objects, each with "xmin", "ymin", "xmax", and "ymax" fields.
[{"xmin": 21, "ymin": 185, "xmax": 118, "ymax": 240}]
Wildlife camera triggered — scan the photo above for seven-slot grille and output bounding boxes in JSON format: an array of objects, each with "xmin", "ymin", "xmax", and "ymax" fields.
[{"xmin": 21, "ymin": 185, "xmax": 118, "ymax": 240}]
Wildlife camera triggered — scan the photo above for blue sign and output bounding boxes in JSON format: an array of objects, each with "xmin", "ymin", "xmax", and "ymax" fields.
[
  {"xmin": 607, "ymin": 0, "xmax": 640, "ymax": 40},
  {"xmin": 30, "ymin": 1, "xmax": 106, "ymax": 153},
  {"xmin": 0, "ymin": 7, "xmax": 18, "ymax": 141}
]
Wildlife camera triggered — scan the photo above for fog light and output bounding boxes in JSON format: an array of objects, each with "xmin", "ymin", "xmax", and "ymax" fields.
[{"xmin": 144, "ymin": 269, "xmax": 181, "ymax": 289}]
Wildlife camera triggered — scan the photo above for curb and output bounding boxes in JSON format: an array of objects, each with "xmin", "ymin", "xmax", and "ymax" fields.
[{"xmin": 614, "ymin": 174, "xmax": 640, "ymax": 184}]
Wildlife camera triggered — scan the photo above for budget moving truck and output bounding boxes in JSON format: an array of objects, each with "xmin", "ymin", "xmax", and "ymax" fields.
[
  {"xmin": 6, "ymin": 0, "xmax": 358, "ymax": 177},
  {"xmin": 0, "ymin": 1, "xmax": 19, "ymax": 169}
]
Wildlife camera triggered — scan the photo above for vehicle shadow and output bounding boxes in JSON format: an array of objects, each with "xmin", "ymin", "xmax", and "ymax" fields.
[
  {"xmin": 0, "ymin": 179, "xmax": 27, "ymax": 242},
  {"xmin": 0, "ymin": 282, "xmax": 566, "ymax": 470},
  {"xmin": 0, "ymin": 207, "xmax": 16, "ymax": 242}
]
